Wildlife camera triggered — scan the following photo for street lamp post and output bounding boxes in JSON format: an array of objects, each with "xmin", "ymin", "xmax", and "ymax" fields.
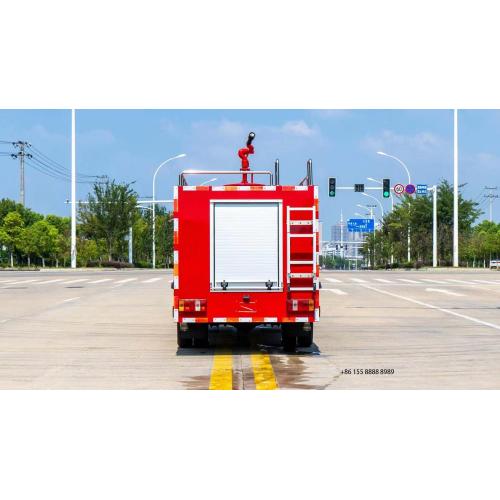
[
  {"xmin": 430, "ymin": 185, "xmax": 438, "ymax": 268},
  {"xmin": 152, "ymin": 154, "xmax": 186, "ymax": 269},
  {"xmin": 363, "ymin": 191, "xmax": 391, "ymax": 267},
  {"xmin": 377, "ymin": 151, "xmax": 412, "ymax": 262},
  {"xmin": 362, "ymin": 192, "xmax": 385, "ymax": 219},
  {"xmin": 357, "ymin": 203, "xmax": 375, "ymax": 268}
]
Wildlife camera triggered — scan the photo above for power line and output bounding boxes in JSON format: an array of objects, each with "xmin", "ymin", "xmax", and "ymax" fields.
[
  {"xmin": 27, "ymin": 144, "xmax": 98, "ymax": 178},
  {"xmin": 25, "ymin": 158, "xmax": 97, "ymax": 184},
  {"xmin": 0, "ymin": 139, "xmax": 101, "ymax": 178}
]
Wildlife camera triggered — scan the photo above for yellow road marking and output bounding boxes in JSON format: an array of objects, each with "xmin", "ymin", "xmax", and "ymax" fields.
[
  {"xmin": 209, "ymin": 351, "xmax": 233, "ymax": 390},
  {"xmin": 251, "ymin": 353, "xmax": 278, "ymax": 390}
]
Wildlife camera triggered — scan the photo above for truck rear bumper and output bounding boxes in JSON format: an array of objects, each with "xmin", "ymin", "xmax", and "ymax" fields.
[{"xmin": 174, "ymin": 310, "xmax": 319, "ymax": 324}]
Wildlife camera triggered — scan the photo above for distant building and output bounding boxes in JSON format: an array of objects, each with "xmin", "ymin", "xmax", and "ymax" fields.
[{"xmin": 325, "ymin": 220, "xmax": 371, "ymax": 260}]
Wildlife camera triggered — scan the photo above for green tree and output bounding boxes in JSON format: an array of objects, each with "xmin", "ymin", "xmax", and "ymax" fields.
[
  {"xmin": 20, "ymin": 225, "xmax": 38, "ymax": 267},
  {"xmin": 0, "ymin": 198, "xmax": 43, "ymax": 227},
  {"xmin": 362, "ymin": 180, "xmax": 482, "ymax": 267},
  {"xmin": 77, "ymin": 238, "xmax": 100, "ymax": 266},
  {"xmin": 29, "ymin": 220, "xmax": 59, "ymax": 267},
  {"xmin": 79, "ymin": 179, "xmax": 138, "ymax": 261},
  {"xmin": 0, "ymin": 211, "xmax": 25, "ymax": 267}
]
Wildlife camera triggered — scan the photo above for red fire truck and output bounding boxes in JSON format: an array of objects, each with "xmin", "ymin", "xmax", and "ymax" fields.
[{"xmin": 172, "ymin": 133, "xmax": 320, "ymax": 352}]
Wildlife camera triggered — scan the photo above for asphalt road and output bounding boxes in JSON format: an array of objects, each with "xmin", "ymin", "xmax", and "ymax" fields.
[{"xmin": 1, "ymin": 268, "xmax": 500, "ymax": 389}]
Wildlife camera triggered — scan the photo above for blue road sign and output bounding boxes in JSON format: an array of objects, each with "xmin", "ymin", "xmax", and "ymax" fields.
[
  {"xmin": 405, "ymin": 184, "xmax": 416, "ymax": 194},
  {"xmin": 347, "ymin": 218, "xmax": 375, "ymax": 233},
  {"xmin": 417, "ymin": 184, "xmax": 428, "ymax": 195}
]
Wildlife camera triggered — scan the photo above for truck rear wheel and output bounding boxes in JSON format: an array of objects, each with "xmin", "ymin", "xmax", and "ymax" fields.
[
  {"xmin": 191, "ymin": 324, "xmax": 209, "ymax": 348},
  {"xmin": 297, "ymin": 324, "xmax": 314, "ymax": 347},
  {"xmin": 177, "ymin": 325, "xmax": 192, "ymax": 348},
  {"xmin": 282, "ymin": 325, "xmax": 298, "ymax": 352},
  {"xmin": 282, "ymin": 333, "xmax": 297, "ymax": 353}
]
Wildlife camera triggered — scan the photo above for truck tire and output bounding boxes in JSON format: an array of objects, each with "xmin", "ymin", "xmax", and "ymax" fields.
[
  {"xmin": 297, "ymin": 324, "xmax": 314, "ymax": 347},
  {"xmin": 283, "ymin": 333, "xmax": 297, "ymax": 352},
  {"xmin": 282, "ymin": 325, "xmax": 297, "ymax": 352},
  {"xmin": 177, "ymin": 326, "xmax": 192, "ymax": 348},
  {"xmin": 192, "ymin": 325, "xmax": 209, "ymax": 348}
]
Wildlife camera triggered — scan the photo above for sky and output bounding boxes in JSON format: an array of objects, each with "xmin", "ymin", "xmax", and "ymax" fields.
[{"xmin": 0, "ymin": 109, "xmax": 498, "ymax": 233}]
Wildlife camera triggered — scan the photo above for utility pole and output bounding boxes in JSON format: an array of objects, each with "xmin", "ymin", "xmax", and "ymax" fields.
[
  {"xmin": 71, "ymin": 109, "xmax": 77, "ymax": 269},
  {"xmin": 11, "ymin": 141, "xmax": 32, "ymax": 206},
  {"xmin": 430, "ymin": 185, "xmax": 438, "ymax": 267},
  {"xmin": 128, "ymin": 226, "xmax": 133, "ymax": 264},
  {"xmin": 453, "ymin": 109, "xmax": 459, "ymax": 267},
  {"xmin": 340, "ymin": 209, "xmax": 344, "ymax": 262},
  {"xmin": 484, "ymin": 186, "xmax": 498, "ymax": 222}
]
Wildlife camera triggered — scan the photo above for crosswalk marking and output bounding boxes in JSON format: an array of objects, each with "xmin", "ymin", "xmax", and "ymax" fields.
[
  {"xmin": 325, "ymin": 278, "xmax": 342, "ymax": 283},
  {"xmin": 425, "ymin": 287, "xmax": 465, "ymax": 297},
  {"xmin": 324, "ymin": 288, "xmax": 347, "ymax": 295},
  {"xmin": 114, "ymin": 278, "xmax": 138, "ymax": 284},
  {"xmin": 88, "ymin": 278, "xmax": 113, "ymax": 284},
  {"xmin": 472, "ymin": 280, "xmax": 497, "ymax": 284},
  {"xmin": 421, "ymin": 279, "xmax": 447, "ymax": 284},
  {"xmin": 397, "ymin": 278, "xmax": 420, "ymax": 283},
  {"xmin": 374, "ymin": 278, "xmax": 392, "ymax": 283},
  {"xmin": 446, "ymin": 279, "xmax": 472, "ymax": 284},
  {"xmin": 4, "ymin": 279, "xmax": 39, "ymax": 285},
  {"xmin": 142, "ymin": 277, "xmax": 163, "ymax": 283},
  {"xmin": 33, "ymin": 279, "xmax": 64, "ymax": 285},
  {"xmin": 350, "ymin": 278, "xmax": 367, "ymax": 283},
  {"xmin": 61, "ymin": 278, "xmax": 89, "ymax": 284}
]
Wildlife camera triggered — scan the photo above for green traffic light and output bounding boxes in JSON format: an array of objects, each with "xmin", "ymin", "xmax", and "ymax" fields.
[{"xmin": 382, "ymin": 179, "xmax": 390, "ymax": 199}]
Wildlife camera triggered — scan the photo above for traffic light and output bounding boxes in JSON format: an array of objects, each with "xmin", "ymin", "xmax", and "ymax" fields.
[
  {"xmin": 354, "ymin": 183, "xmax": 365, "ymax": 193},
  {"xmin": 328, "ymin": 177, "xmax": 336, "ymax": 197},
  {"xmin": 383, "ymin": 178, "xmax": 390, "ymax": 198}
]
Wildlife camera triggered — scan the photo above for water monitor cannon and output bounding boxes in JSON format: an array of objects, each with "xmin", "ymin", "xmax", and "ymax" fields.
[{"xmin": 238, "ymin": 132, "xmax": 256, "ymax": 183}]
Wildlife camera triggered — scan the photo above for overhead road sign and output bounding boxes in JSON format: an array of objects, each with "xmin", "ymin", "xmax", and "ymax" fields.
[
  {"xmin": 354, "ymin": 183, "xmax": 365, "ymax": 193},
  {"xmin": 394, "ymin": 183, "xmax": 404, "ymax": 195},
  {"xmin": 417, "ymin": 184, "xmax": 428, "ymax": 195},
  {"xmin": 347, "ymin": 218, "xmax": 374, "ymax": 233},
  {"xmin": 405, "ymin": 184, "xmax": 416, "ymax": 195}
]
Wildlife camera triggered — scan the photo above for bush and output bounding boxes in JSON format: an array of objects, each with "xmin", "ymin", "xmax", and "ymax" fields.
[{"xmin": 100, "ymin": 260, "xmax": 134, "ymax": 269}]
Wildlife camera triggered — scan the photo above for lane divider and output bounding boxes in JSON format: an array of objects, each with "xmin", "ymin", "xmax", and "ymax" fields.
[
  {"xmin": 362, "ymin": 284, "xmax": 500, "ymax": 331},
  {"xmin": 251, "ymin": 353, "xmax": 278, "ymax": 390},
  {"xmin": 209, "ymin": 351, "xmax": 233, "ymax": 390}
]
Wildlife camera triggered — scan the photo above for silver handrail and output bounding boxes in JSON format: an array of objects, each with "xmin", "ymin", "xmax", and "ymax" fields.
[{"xmin": 179, "ymin": 169, "xmax": 273, "ymax": 186}]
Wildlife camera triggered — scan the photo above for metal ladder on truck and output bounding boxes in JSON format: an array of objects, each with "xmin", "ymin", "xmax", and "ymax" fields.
[{"xmin": 286, "ymin": 206, "xmax": 317, "ymax": 292}]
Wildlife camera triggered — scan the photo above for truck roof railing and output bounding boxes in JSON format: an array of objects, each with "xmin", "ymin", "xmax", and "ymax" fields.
[{"xmin": 178, "ymin": 170, "xmax": 273, "ymax": 186}]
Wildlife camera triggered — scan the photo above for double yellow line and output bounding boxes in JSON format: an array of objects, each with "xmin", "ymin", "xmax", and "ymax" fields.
[{"xmin": 209, "ymin": 350, "xmax": 278, "ymax": 390}]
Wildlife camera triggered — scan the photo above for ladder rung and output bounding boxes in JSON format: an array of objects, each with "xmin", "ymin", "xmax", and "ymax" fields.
[
  {"xmin": 289, "ymin": 273, "xmax": 315, "ymax": 278},
  {"xmin": 290, "ymin": 260, "xmax": 314, "ymax": 265},
  {"xmin": 289, "ymin": 287, "xmax": 315, "ymax": 291},
  {"xmin": 289, "ymin": 233, "xmax": 314, "ymax": 237},
  {"xmin": 289, "ymin": 207, "xmax": 315, "ymax": 211},
  {"xmin": 289, "ymin": 220, "xmax": 312, "ymax": 226}
]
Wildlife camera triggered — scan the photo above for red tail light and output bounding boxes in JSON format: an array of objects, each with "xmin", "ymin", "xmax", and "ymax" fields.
[
  {"xmin": 179, "ymin": 299, "xmax": 207, "ymax": 313},
  {"xmin": 287, "ymin": 299, "xmax": 314, "ymax": 312}
]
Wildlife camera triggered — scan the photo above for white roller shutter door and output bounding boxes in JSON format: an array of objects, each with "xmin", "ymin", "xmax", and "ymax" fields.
[{"xmin": 212, "ymin": 202, "xmax": 281, "ymax": 290}]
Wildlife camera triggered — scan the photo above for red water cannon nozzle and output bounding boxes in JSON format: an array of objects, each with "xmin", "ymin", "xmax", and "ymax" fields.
[{"xmin": 238, "ymin": 132, "xmax": 255, "ymax": 170}]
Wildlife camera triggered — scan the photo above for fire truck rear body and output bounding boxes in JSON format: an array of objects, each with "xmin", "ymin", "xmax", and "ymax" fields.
[{"xmin": 172, "ymin": 133, "xmax": 320, "ymax": 351}]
